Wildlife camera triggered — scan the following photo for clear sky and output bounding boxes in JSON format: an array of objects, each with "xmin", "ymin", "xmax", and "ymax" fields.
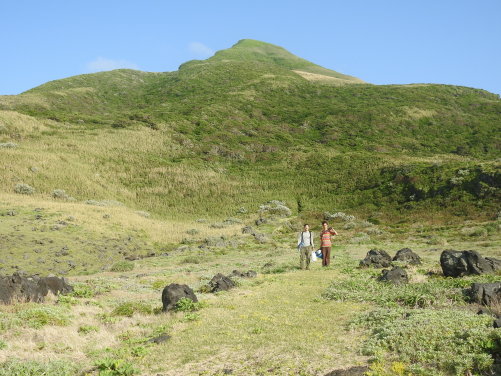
[{"xmin": 2, "ymin": 0, "xmax": 500, "ymax": 95}]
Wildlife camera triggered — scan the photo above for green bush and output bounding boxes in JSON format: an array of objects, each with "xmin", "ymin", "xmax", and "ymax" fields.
[
  {"xmin": 175, "ymin": 297, "xmax": 207, "ymax": 312},
  {"xmin": 110, "ymin": 261, "xmax": 134, "ymax": 272},
  {"xmin": 351, "ymin": 308, "xmax": 498, "ymax": 375},
  {"xmin": 78, "ymin": 324, "xmax": 99, "ymax": 335},
  {"xmin": 17, "ymin": 306, "xmax": 70, "ymax": 329},
  {"xmin": 94, "ymin": 357, "xmax": 139, "ymax": 376},
  {"xmin": 0, "ymin": 339, "xmax": 7, "ymax": 350},
  {"xmin": 111, "ymin": 302, "xmax": 153, "ymax": 317},
  {"xmin": 68, "ymin": 282, "xmax": 95, "ymax": 298}
]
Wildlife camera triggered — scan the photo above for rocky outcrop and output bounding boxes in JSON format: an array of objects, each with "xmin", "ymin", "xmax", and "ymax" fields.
[
  {"xmin": 360, "ymin": 249, "xmax": 392, "ymax": 268},
  {"xmin": 204, "ymin": 273, "xmax": 236, "ymax": 293},
  {"xmin": 393, "ymin": 248, "xmax": 421, "ymax": 265},
  {"xmin": 0, "ymin": 273, "xmax": 73, "ymax": 304},
  {"xmin": 379, "ymin": 266, "xmax": 409, "ymax": 285},
  {"xmin": 440, "ymin": 250, "xmax": 501, "ymax": 277},
  {"xmin": 227, "ymin": 270, "xmax": 257, "ymax": 278},
  {"xmin": 161, "ymin": 283, "xmax": 198, "ymax": 312}
]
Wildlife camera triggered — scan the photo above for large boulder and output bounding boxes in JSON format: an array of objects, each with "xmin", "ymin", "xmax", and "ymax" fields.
[
  {"xmin": 393, "ymin": 248, "xmax": 421, "ymax": 265},
  {"xmin": 162, "ymin": 283, "xmax": 198, "ymax": 312},
  {"xmin": 360, "ymin": 249, "xmax": 392, "ymax": 268},
  {"xmin": 379, "ymin": 266, "xmax": 409, "ymax": 285},
  {"xmin": 43, "ymin": 276, "xmax": 74, "ymax": 295},
  {"xmin": 470, "ymin": 283, "xmax": 501, "ymax": 305},
  {"xmin": 440, "ymin": 250, "xmax": 497, "ymax": 277},
  {"xmin": 204, "ymin": 273, "xmax": 236, "ymax": 293}
]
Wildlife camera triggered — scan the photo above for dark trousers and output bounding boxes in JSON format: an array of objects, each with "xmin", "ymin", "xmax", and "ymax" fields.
[{"xmin": 321, "ymin": 247, "xmax": 331, "ymax": 266}]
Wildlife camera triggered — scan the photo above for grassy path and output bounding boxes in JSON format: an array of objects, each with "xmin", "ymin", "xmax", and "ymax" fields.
[{"xmin": 142, "ymin": 262, "xmax": 369, "ymax": 376}]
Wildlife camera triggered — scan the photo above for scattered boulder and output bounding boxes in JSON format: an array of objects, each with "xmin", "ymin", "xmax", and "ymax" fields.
[
  {"xmin": 393, "ymin": 248, "xmax": 421, "ymax": 265},
  {"xmin": 470, "ymin": 283, "xmax": 501, "ymax": 305},
  {"xmin": 255, "ymin": 217, "xmax": 267, "ymax": 226},
  {"xmin": 204, "ymin": 273, "xmax": 236, "ymax": 293},
  {"xmin": 146, "ymin": 333, "xmax": 171, "ymax": 344},
  {"xmin": 254, "ymin": 233, "xmax": 269, "ymax": 244},
  {"xmin": 360, "ymin": 249, "xmax": 392, "ymax": 268},
  {"xmin": 227, "ymin": 270, "xmax": 257, "ymax": 279},
  {"xmin": 494, "ymin": 319, "xmax": 501, "ymax": 329},
  {"xmin": 379, "ymin": 266, "xmax": 409, "ymax": 285},
  {"xmin": 324, "ymin": 366, "xmax": 370, "ymax": 376},
  {"xmin": 440, "ymin": 250, "xmax": 497, "ymax": 277},
  {"xmin": 242, "ymin": 225, "xmax": 255, "ymax": 235},
  {"xmin": 162, "ymin": 283, "xmax": 198, "ymax": 312}
]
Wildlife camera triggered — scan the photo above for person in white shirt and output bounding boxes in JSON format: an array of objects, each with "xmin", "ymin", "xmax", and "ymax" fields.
[{"xmin": 297, "ymin": 224, "xmax": 314, "ymax": 270}]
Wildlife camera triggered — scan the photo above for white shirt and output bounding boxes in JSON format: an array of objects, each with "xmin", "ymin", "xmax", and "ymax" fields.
[{"xmin": 298, "ymin": 231, "xmax": 314, "ymax": 248}]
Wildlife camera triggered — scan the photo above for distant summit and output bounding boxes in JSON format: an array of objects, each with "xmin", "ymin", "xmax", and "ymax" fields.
[{"xmin": 180, "ymin": 39, "xmax": 365, "ymax": 84}]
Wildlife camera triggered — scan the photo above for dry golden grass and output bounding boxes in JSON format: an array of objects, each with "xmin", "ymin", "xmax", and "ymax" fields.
[{"xmin": 293, "ymin": 70, "xmax": 364, "ymax": 86}]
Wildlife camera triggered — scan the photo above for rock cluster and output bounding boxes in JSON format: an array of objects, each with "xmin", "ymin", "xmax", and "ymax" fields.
[
  {"xmin": 440, "ymin": 250, "xmax": 501, "ymax": 277},
  {"xmin": 203, "ymin": 270, "xmax": 257, "ymax": 293},
  {"xmin": 379, "ymin": 266, "xmax": 409, "ymax": 285},
  {"xmin": 0, "ymin": 272, "xmax": 73, "ymax": 304}
]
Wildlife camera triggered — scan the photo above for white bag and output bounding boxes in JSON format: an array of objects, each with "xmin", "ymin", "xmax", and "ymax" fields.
[{"xmin": 311, "ymin": 251, "xmax": 317, "ymax": 262}]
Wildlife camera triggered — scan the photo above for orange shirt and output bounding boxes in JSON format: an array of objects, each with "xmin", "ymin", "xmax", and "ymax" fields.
[{"xmin": 320, "ymin": 229, "xmax": 335, "ymax": 247}]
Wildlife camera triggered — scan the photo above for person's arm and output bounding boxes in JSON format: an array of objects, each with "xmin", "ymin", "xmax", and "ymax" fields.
[
  {"xmin": 298, "ymin": 232, "xmax": 302, "ymax": 246},
  {"xmin": 310, "ymin": 232, "xmax": 314, "ymax": 249},
  {"xmin": 329, "ymin": 228, "xmax": 338, "ymax": 236}
]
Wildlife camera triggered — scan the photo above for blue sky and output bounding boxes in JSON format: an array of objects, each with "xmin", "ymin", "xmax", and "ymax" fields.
[{"xmin": 1, "ymin": 0, "xmax": 500, "ymax": 95}]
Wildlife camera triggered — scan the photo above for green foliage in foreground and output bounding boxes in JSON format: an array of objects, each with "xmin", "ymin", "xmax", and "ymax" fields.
[
  {"xmin": 94, "ymin": 357, "xmax": 139, "ymax": 376},
  {"xmin": 175, "ymin": 297, "xmax": 207, "ymax": 312},
  {"xmin": 0, "ymin": 357, "xmax": 77, "ymax": 376},
  {"xmin": 351, "ymin": 308, "xmax": 500, "ymax": 376}
]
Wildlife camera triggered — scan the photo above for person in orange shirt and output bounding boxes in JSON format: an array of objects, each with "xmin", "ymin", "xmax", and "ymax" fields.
[{"xmin": 320, "ymin": 221, "xmax": 338, "ymax": 266}]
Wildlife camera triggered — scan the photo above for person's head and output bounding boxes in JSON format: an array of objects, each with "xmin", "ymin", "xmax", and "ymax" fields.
[
  {"xmin": 322, "ymin": 221, "xmax": 328, "ymax": 229},
  {"xmin": 304, "ymin": 224, "xmax": 309, "ymax": 231}
]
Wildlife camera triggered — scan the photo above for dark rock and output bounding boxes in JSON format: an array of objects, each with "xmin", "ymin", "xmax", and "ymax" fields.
[
  {"xmin": 379, "ymin": 266, "xmax": 409, "ymax": 285},
  {"xmin": 162, "ymin": 283, "xmax": 198, "ymax": 312},
  {"xmin": 7, "ymin": 210, "xmax": 17, "ymax": 216},
  {"xmin": 494, "ymin": 319, "xmax": 501, "ymax": 329},
  {"xmin": 204, "ymin": 273, "xmax": 236, "ymax": 293},
  {"xmin": 471, "ymin": 283, "xmax": 501, "ymax": 305},
  {"xmin": 255, "ymin": 217, "xmax": 267, "ymax": 226},
  {"xmin": 223, "ymin": 370, "xmax": 233, "ymax": 375},
  {"xmin": 393, "ymin": 248, "xmax": 421, "ymax": 265},
  {"xmin": 246, "ymin": 270, "xmax": 257, "ymax": 278},
  {"xmin": 37, "ymin": 257, "xmax": 44, "ymax": 264},
  {"xmin": 360, "ymin": 249, "xmax": 392, "ymax": 268},
  {"xmin": 477, "ymin": 308, "xmax": 500, "ymax": 318},
  {"xmin": 147, "ymin": 252, "xmax": 156, "ymax": 257},
  {"xmin": 486, "ymin": 257, "xmax": 501, "ymax": 271},
  {"xmin": 158, "ymin": 252, "xmax": 170, "ymax": 257},
  {"xmin": 242, "ymin": 225, "xmax": 255, "ymax": 235},
  {"xmin": 136, "ymin": 273, "xmax": 148, "ymax": 278},
  {"xmin": 228, "ymin": 270, "xmax": 244, "ymax": 278},
  {"xmin": 441, "ymin": 250, "xmax": 494, "ymax": 277},
  {"xmin": 324, "ymin": 366, "xmax": 370, "ymax": 376},
  {"xmin": 43, "ymin": 276, "xmax": 74, "ymax": 295},
  {"xmin": 263, "ymin": 262, "xmax": 273, "ymax": 268},
  {"xmin": 146, "ymin": 333, "xmax": 171, "ymax": 344}
]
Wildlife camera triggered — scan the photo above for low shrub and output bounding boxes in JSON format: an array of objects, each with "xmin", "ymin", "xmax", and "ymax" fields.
[
  {"xmin": 111, "ymin": 301, "xmax": 153, "ymax": 317},
  {"xmin": 134, "ymin": 211, "xmax": 150, "ymax": 218},
  {"xmin": 110, "ymin": 261, "xmax": 134, "ymax": 272},
  {"xmin": 0, "ymin": 339, "xmax": 7, "ymax": 350},
  {"xmin": 94, "ymin": 357, "xmax": 139, "ymax": 376},
  {"xmin": 186, "ymin": 228, "xmax": 200, "ymax": 235},
  {"xmin": 0, "ymin": 142, "xmax": 18, "ymax": 148},
  {"xmin": 175, "ymin": 297, "xmax": 207, "ymax": 312},
  {"xmin": 78, "ymin": 324, "xmax": 99, "ymax": 335},
  {"xmin": 14, "ymin": 183, "xmax": 35, "ymax": 195},
  {"xmin": 17, "ymin": 306, "xmax": 71, "ymax": 329}
]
